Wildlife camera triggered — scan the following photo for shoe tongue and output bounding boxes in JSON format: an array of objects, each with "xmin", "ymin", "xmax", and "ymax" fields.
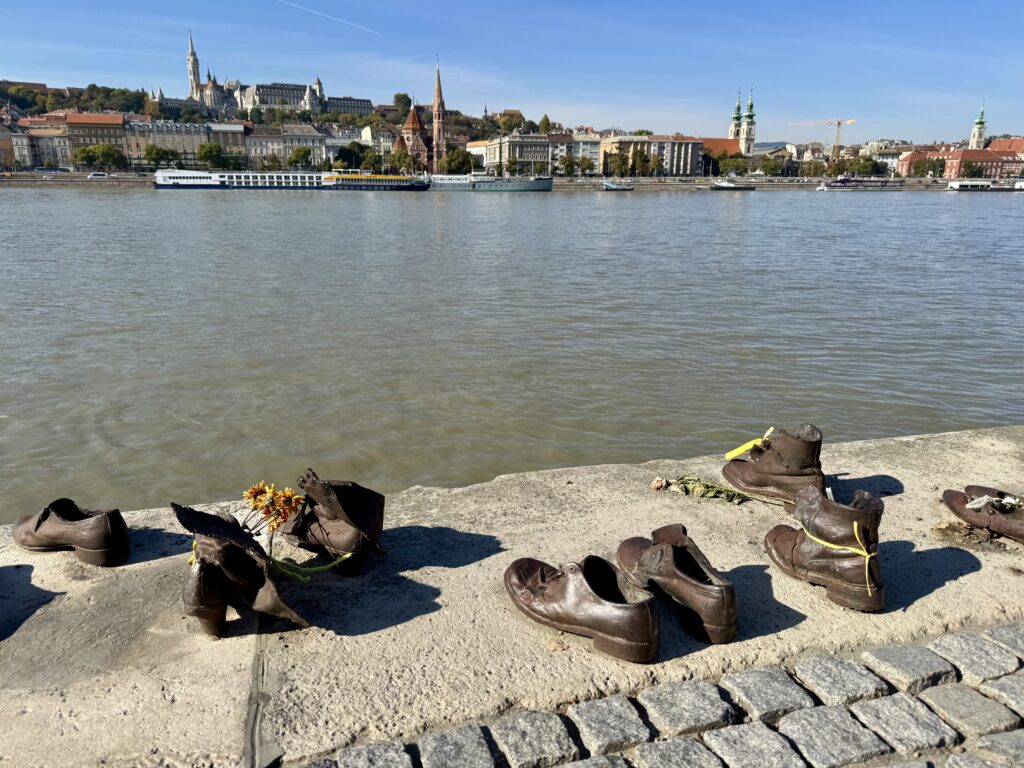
[{"xmin": 652, "ymin": 523, "xmax": 688, "ymax": 546}]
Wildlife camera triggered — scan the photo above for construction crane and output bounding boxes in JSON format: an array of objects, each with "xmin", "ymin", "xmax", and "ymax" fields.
[{"xmin": 791, "ymin": 119, "xmax": 857, "ymax": 162}]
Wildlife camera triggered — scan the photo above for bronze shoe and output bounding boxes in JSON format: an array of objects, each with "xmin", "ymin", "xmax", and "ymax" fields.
[
  {"xmin": 764, "ymin": 486, "xmax": 884, "ymax": 612},
  {"xmin": 279, "ymin": 468, "xmax": 385, "ymax": 571},
  {"xmin": 943, "ymin": 486, "xmax": 1024, "ymax": 544},
  {"xmin": 617, "ymin": 524, "xmax": 736, "ymax": 644},
  {"xmin": 174, "ymin": 503, "xmax": 309, "ymax": 637},
  {"xmin": 13, "ymin": 498, "xmax": 129, "ymax": 566},
  {"xmin": 722, "ymin": 424, "xmax": 826, "ymax": 503},
  {"xmin": 504, "ymin": 555, "xmax": 659, "ymax": 663}
]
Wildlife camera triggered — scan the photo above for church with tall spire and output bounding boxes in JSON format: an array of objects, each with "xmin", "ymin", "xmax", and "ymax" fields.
[
  {"xmin": 432, "ymin": 61, "xmax": 447, "ymax": 173},
  {"xmin": 969, "ymin": 103, "xmax": 986, "ymax": 149},
  {"xmin": 739, "ymin": 88, "xmax": 756, "ymax": 156}
]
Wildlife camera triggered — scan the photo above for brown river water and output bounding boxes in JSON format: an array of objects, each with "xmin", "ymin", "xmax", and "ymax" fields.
[{"xmin": 0, "ymin": 187, "xmax": 1022, "ymax": 523}]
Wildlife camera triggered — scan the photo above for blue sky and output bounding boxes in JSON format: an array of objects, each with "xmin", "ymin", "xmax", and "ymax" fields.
[{"xmin": 2, "ymin": 0, "xmax": 1022, "ymax": 143}]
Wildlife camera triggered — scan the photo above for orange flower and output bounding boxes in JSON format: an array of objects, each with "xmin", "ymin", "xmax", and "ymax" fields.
[{"xmin": 244, "ymin": 481, "xmax": 269, "ymax": 508}]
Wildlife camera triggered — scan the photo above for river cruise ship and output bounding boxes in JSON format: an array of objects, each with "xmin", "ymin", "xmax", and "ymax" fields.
[
  {"xmin": 817, "ymin": 177, "xmax": 905, "ymax": 190},
  {"xmin": 947, "ymin": 180, "xmax": 992, "ymax": 191},
  {"xmin": 154, "ymin": 169, "xmax": 429, "ymax": 191},
  {"xmin": 428, "ymin": 172, "xmax": 552, "ymax": 191}
]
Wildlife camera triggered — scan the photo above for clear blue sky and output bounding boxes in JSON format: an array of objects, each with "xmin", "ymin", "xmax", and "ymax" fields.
[{"xmin": 2, "ymin": 0, "xmax": 1021, "ymax": 144}]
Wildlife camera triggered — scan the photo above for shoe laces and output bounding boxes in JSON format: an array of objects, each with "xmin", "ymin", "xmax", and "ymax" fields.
[
  {"xmin": 725, "ymin": 426, "xmax": 774, "ymax": 460},
  {"xmin": 800, "ymin": 522, "xmax": 877, "ymax": 596}
]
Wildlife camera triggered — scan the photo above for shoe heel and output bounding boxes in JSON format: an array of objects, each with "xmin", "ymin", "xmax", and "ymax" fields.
[
  {"xmin": 704, "ymin": 623, "xmax": 737, "ymax": 644},
  {"xmin": 74, "ymin": 543, "xmax": 129, "ymax": 567},
  {"xmin": 190, "ymin": 604, "xmax": 228, "ymax": 638},
  {"xmin": 826, "ymin": 582, "xmax": 884, "ymax": 613},
  {"xmin": 593, "ymin": 633, "xmax": 658, "ymax": 663}
]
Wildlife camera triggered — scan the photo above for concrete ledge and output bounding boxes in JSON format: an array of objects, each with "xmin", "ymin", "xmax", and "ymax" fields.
[{"xmin": 1, "ymin": 425, "xmax": 1023, "ymax": 767}]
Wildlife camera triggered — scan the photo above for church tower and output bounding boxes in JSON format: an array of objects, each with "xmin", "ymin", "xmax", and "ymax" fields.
[
  {"xmin": 969, "ymin": 104, "xmax": 986, "ymax": 149},
  {"xmin": 187, "ymin": 31, "xmax": 201, "ymax": 102},
  {"xmin": 727, "ymin": 91, "xmax": 742, "ymax": 140},
  {"xmin": 432, "ymin": 62, "xmax": 447, "ymax": 173},
  {"xmin": 739, "ymin": 87, "xmax": 756, "ymax": 156}
]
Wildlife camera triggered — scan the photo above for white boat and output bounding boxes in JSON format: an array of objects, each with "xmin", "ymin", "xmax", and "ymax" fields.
[
  {"xmin": 1015, "ymin": 181, "xmax": 1024, "ymax": 191},
  {"xmin": 153, "ymin": 169, "xmax": 429, "ymax": 191},
  {"xmin": 711, "ymin": 179, "xmax": 756, "ymax": 191},
  {"xmin": 429, "ymin": 172, "xmax": 552, "ymax": 191},
  {"xmin": 947, "ymin": 180, "xmax": 992, "ymax": 192}
]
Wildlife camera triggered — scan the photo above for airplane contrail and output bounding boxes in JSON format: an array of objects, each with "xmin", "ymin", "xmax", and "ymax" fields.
[{"xmin": 274, "ymin": 0, "xmax": 381, "ymax": 35}]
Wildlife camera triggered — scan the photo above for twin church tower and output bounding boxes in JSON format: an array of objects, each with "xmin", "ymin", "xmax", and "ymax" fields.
[{"xmin": 728, "ymin": 89, "xmax": 756, "ymax": 155}]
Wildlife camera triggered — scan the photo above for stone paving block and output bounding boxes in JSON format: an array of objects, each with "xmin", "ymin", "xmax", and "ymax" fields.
[
  {"xmin": 567, "ymin": 694, "xmax": 650, "ymax": 755},
  {"xmin": 850, "ymin": 692, "xmax": 959, "ymax": 755},
  {"xmin": 986, "ymin": 623, "xmax": 1024, "ymax": 660},
  {"xmin": 335, "ymin": 742, "xmax": 412, "ymax": 768},
  {"xmin": 719, "ymin": 666, "xmax": 814, "ymax": 723},
  {"xmin": 637, "ymin": 680, "xmax": 734, "ymax": 737},
  {"xmin": 298, "ymin": 760, "xmax": 338, "ymax": 768},
  {"xmin": 946, "ymin": 755, "xmax": 1002, "ymax": 768},
  {"xmin": 634, "ymin": 738, "xmax": 723, "ymax": 768},
  {"xmin": 974, "ymin": 728, "xmax": 1024, "ymax": 765},
  {"xmin": 701, "ymin": 721, "xmax": 807, "ymax": 768},
  {"xmin": 928, "ymin": 633, "xmax": 1021, "ymax": 685},
  {"xmin": 860, "ymin": 644, "xmax": 958, "ymax": 694},
  {"xmin": 418, "ymin": 724, "xmax": 494, "ymax": 768},
  {"xmin": 981, "ymin": 672, "xmax": 1024, "ymax": 716},
  {"xmin": 776, "ymin": 705, "xmax": 891, "ymax": 768},
  {"xmin": 918, "ymin": 683, "xmax": 1020, "ymax": 737},
  {"xmin": 489, "ymin": 710, "xmax": 578, "ymax": 768},
  {"xmin": 792, "ymin": 654, "xmax": 890, "ymax": 706},
  {"xmin": 562, "ymin": 758, "xmax": 629, "ymax": 768}
]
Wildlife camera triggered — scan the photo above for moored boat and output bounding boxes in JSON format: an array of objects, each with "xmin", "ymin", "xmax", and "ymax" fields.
[
  {"xmin": 602, "ymin": 180, "xmax": 634, "ymax": 191},
  {"xmin": 711, "ymin": 179, "xmax": 756, "ymax": 191},
  {"xmin": 947, "ymin": 180, "xmax": 992, "ymax": 192},
  {"xmin": 819, "ymin": 176, "xmax": 905, "ymax": 190},
  {"xmin": 428, "ymin": 172, "xmax": 552, "ymax": 191},
  {"xmin": 154, "ymin": 169, "xmax": 429, "ymax": 191}
]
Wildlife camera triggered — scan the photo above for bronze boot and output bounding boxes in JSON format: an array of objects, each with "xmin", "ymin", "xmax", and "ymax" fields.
[
  {"xmin": 764, "ymin": 486, "xmax": 884, "ymax": 612},
  {"xmin": 617, "ymin": 524, "xmax": 736, "ymax": 644},
  {"xmin": 182, "ymin": 561, "xmax": 230, "ymax": 637},
  {"xmin": 722, "ymin": 424, "xmax": 825, "ymax": 503},
  {"xmin": 280, "ymin": 468, "xmax": 385, "ymax": 571}
]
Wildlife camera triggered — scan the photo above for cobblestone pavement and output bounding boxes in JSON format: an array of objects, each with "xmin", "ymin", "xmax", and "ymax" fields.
[{"xmin": 298, "ymin": 623, "xmax": 1024, "ymax": 768}]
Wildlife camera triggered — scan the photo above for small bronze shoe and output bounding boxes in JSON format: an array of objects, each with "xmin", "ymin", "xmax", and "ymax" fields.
[
  {"xmin": 13, "ymin": 498, "xmax": 130, "ymax": 566},
  {"xmin": 617, "ymin": 524, "xmax": 736, "ymax": 644},
  {"xmin": 279, "ymin": 468, "xmax": 385, "ymax": 571},
  {"xmin": 504, "ymin": 555, "xmax": 660, "ymax": 663},
  {"xmin": 174, "ymin": 503, "xmax": 309, "ymax": 637},
  {"xmin": 943, "ymin": 486, "xmax": 1024, "ymax": 544}
]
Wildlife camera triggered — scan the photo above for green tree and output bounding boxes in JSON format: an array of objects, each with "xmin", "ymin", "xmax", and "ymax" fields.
[
  {"xmin": 802, "ymin": 160, "xmax": 827, "ymax": 177},
  {"xmin": 76, "ymin": 144, "xmax": 127, "ymax": 170},
  {"xmin": 578, "ymin": 157, "xmax": 595, "ymax": 176},
  {"xmin": 438, "ymin": 147, "xmax": 473, "ymax": 174},
  {"xmin": 632, "ymin": 150, "xmax": 651, "ymax": 176},
  {"xmin": 961, "ymin": 161, "xmax": 984, "ymax": 178},
  {"xmin": 538, "ymin": 114, "xmax": 552, "ymax": 133},
  {"xmin": 719, "ymin": 157, "xmax": 749, "ymax": 176},
  {"xmin": 388, "ymin": 148, "xmax": 413, "ymax": 172},
  {"xmin": 287, "ymin": 147, "xmax": 313, "ymax": 168},
  {"xmin": 760, "ymin": 157, "xmax": 785, "ymax": 176},
  {"xmin": 196, "ymin": 143, "xmax": 227, "ymax": 169},
  {"xmin": 249, "ymin": 108, "xmax": 264, "ymax": 125},
  {"xmin": 558, "ymin": 154, "xmax": 578, "ymax": 177},
  {"xmin": 393, "ymin": 92, "xmax": 412, "ymax": 121},
  {"xmin": 533, "ymin": 161, "xmax": 550, "ymax": 176},
  {"xmin": 911, "ymin": 158, "xmax": 944, "ymax": 177},
  {"xmin": 235, "ymin": 108, "xmax": 249, "ymax": 121},
  {"xmin": 504, "ymin": 156, "xmax": 518, "ymax": 176},
  {"xmin": 849, "ymin": 157, "xmax": 886, "ymax": 176},
  {"xmin": 608, "ymin": 153, "xmax": 630, "ymax": 177},
  {"xmin": 143, "ymin": 99, "xmax": 163, "ymax": 119},
  {"xmin": 360, "ymin": 148, "xmax": 382, "ymax": 172},
  {"xmin": 72, "ymin": 146, "xmax": 97, "ymax": 168},
  {"xmin": 633, "ymin": 129, "xmax": 654, "ymax": 136},
  {"xmin": 648, "ymin": 154, "xmax": 664, "ymax": 177},
  {"xmin": 499, "ymin": 116, "xmax": 518, "ymax": 134},
  {"xmin": 261, "ymin": 154, "xmax": 283, "ymax": 171},
  {"xmin": 143, "ymin": 144, "xmax": 180, "ymax": 167}
]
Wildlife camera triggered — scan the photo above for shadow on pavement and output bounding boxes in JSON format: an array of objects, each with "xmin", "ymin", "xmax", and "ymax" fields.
[
  {"xmin": 880, "ymin": 540, "xmax": 982, "ymax": 611},
  {"xmin": 125, "ymin": 526, "xmax": 194, "ymax": 565},
  {"xmin": 829, "ymin": 474, "xmax": 905, "ymax": 504},
  {"xmin": 267, "ymin": 525, "xmax": 505, "ymax": 637},
  {"xmin": 726, "ymin": 563, "xmax": 807, "ymax": 639},
  {"xmin": 0, "ymin": 564, "xmax": 63, "ymax": 642}
]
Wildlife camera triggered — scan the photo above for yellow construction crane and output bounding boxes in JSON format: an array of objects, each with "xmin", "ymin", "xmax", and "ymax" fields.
[{"xmin": 791, "ymin": 119, "xmax": 857, "ymax": 162}]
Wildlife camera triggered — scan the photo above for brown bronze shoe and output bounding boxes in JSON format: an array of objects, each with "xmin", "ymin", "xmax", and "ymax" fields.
[
  {"xmin": 504, "ymin": 555, "xmax": 660, "ymax": 663},
  {"xmin": 722, "ymin": 424, "xmax": 826, "ymax": 503},
  {"xmin": 174, "ymin": 503, "xmax": 309, "ymax": 637},
  {"xmin": 617, "ymin": 524, "xmax": 736, "ymax": 644},
  {"xmin": 764, "ymin": 486, "xmax": 884, "ymax": 612},
  {"xmin": 13, "ymin": 498, "xmax": 130, "ymax": 566},
  {"xmin": 279, "ymin": 468, "xmax": 385, "ymax": 571},
  {"xmin": 943, "ymin": 486, "xmax": 1024, "ymax": 544}
]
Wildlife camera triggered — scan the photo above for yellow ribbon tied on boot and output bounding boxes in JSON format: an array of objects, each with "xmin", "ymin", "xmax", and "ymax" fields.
[
  {"xmin": 800, "ymin": 521, "xmax": 877, "ymax": 596},
  {"xmin": 725, "ymin": 426, "xmax": 774, "ymax": 460}
]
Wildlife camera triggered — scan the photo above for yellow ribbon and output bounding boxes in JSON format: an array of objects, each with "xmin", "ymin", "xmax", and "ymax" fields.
[
  {"xmin": 187, "ymin": 538, "xmax": 197, "ymax": 567},
  {"xmin": 725, "ymin": 426, "xmax": 774, "ymax": 460},
  {"xmin": 800, "ymin": 521, "xmax": 876, "ymax": 595}
]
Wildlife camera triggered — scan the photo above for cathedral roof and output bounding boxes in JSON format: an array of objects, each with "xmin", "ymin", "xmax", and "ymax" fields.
[
  {"xmin": 392, "ymin": 134, "xmax": 407, "ymax": 152},
  {"xmin": 403, "ymin": 107, "xmax": 424, "ymax": 133}
]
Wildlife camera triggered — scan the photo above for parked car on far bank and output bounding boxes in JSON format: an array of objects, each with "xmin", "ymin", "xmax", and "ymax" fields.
[{"xmin": 87, "ymin": 172, "xmax": 108, "ymax": 179}]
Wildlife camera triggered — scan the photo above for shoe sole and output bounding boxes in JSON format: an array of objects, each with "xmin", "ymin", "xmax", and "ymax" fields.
[
  {"xmin": 620, "ymin": 569, "xmax": 737, "ymax": 644},
  {"xmin": 503, "ymin": 575, "xmax": 658, "ymax": 663},
  {"xmin": 764, "ymin": 541, "xmax": 884, "ymax": 612},
  {"xmin": 16, "ymin": 541, "xmax": 129, "ymax": 567}
]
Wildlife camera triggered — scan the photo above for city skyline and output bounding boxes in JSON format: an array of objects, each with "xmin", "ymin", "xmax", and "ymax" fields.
[{"xmin": 2, "ymin": 0, "xmax": 1023, "ymax": 143}]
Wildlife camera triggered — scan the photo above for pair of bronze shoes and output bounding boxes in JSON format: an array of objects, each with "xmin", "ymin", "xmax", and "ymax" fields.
[
  {"xmin": 504, "ymin": 524, "xmax": 736, "ymax": 663},
  {"xmin": 13, "ymin": 498, "xmax": 130, "ymax": 567},
  {"xmin": 179, "ymin": 468, "xmax": 385, "ymax": 637},
  {"xmin": 943, "ymin": 485, "xmax": 1024, "ymax": 544}
]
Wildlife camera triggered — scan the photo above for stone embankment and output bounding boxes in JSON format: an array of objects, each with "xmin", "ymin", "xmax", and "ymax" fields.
[{"xmin": 1, "ymin": 425, "xmax": 1022, "ymax": 768}]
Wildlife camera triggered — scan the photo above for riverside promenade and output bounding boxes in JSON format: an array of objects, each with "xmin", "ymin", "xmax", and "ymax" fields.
[{"xmin": 1, "ymin": 426, "xmax": 1023, "ymax": 768}]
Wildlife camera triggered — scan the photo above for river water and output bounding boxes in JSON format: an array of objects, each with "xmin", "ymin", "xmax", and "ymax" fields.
[{"xmin": 1, "ymin": 187, "xmax": 1022, "ymax": 522}]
